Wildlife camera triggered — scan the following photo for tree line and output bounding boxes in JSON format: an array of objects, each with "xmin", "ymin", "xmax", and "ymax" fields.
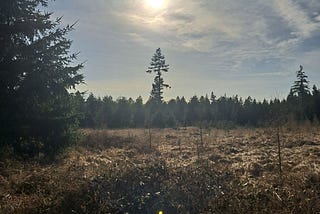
[
  {"xmin": 75, "ymin": 82, "xmax": 320, "ymax": 129},
  {"xmin": 77, "ymin": 49, "xmax": 320, "ymax": 129}
]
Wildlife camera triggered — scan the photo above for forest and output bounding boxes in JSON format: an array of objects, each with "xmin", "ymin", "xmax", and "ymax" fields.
[
  {"xmin": 76, "ymin": 50, "xmax": 320, "ymax": 129},
  {"xmin": 1, "ymin": 0, "xmax": 320, "ymax": 213},
  {"xmin": 77, "ymin": 81, "xmax": 320, "ymax": 129}
]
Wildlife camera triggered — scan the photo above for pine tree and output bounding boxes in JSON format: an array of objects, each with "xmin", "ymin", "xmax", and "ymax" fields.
[
  {"xmin": 291, "ymin": 65, "xmax": 310, "ymax": 97},
  {"xmin": 146, "ymin": 48, "xmax": 170, "ymax": 103},
  {"xmin": 0, "ymin": 0, "xmax": 84, "ymax": 157}
]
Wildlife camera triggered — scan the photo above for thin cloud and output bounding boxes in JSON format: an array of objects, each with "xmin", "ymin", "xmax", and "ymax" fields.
[
  {"xmin": 274, "ymin": 0, "xmax": 318, "ymax": 38},
  {"xmin": 167, "ymin": 11, "xmax": 195, "ymax": 23},
  {"xmin": 49, "ymin": 0, "xmax": 320, "ymax": 100}
]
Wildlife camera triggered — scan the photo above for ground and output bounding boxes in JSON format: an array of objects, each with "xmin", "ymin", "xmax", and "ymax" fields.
[{"xmin": 1, "ymin": 126, "xmax": 320, "ymax": 213}]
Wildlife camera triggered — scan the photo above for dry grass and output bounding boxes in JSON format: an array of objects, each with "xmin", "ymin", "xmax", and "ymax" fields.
[{"xmin": 1, "ymin": 126, "xmax": 320, "ymax": 213}]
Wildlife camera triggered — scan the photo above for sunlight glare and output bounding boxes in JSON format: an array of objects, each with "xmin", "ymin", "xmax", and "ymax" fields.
[{"xmin": 147, "ymin": 0, "xmax": 165, "ymax": 9}]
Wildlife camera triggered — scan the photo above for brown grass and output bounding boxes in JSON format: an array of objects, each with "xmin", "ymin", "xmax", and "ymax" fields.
[{"xmin": 1, "ymin": 126, "xmax": 320, "ymax": 213}]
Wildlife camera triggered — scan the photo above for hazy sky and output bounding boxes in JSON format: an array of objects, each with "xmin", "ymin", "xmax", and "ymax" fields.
[{"xmin": 49, "ymin": 0, "xmax": 320, "ymax": 101}]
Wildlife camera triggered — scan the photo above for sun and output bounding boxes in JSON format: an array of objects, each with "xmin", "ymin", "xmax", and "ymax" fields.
[{"xmin": 147, "ymin": 0, "xmax": 165, "ymax": 9}]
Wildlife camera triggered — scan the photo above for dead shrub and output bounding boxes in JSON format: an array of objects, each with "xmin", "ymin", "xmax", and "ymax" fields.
[{"xmin": 79, "ymin": 129, "xmax": 139, "ymax": 150}]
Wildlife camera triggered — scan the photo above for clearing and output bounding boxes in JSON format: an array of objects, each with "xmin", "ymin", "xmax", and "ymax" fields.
[{"xmin": 1, "ymin": 127, "xmax": 320, "ymax": 213}]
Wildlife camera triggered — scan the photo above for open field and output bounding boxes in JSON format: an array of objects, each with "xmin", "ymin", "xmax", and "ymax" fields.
[{"xmin": 1, "ymin": 126, "xmax": 320, "ymax": 213}]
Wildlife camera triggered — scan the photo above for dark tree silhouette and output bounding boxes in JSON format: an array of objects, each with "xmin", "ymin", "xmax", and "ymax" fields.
[
  {"xmin": 132, "ymin": 96, "xmax": 145, "ymax": 127},
  {"xmin": 291, "ymin": 65, "xmax": 310, "ymax": 97},
  {"xmin": 76, "ymin": 64, "xmax": 320, "ymax": 129},
  {"xmin": 0, "ymin": 0, "xmax": 84, "ymax": 157},
  {"xmin": 146, "ymin": 48, "xmax": 170, "ymax": 103},
  {"xmin": 289, "ymin": 65, "xmax": 311, "ymax": 120}
]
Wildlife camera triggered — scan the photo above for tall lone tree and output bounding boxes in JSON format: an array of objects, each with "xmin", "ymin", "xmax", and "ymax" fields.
[
  {"xmin": 0, "ymin": 0, "xmax": 84, "ymax": 157},
  {"xmin": 291, "ymin": 65, "xmax": 310, "ymax": 98},
  {"xmin": 146, "ymin": 48, "xmax": 170, "ymax": 103},
  {"xmin": 289, "ymin": 65, "xmax": 311, "ymax": 121}
]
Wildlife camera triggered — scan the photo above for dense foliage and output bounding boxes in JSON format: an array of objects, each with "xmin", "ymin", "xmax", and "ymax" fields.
[
  {"xmin": 77, "ymin": 66, "xmax": 319, "ymax": 129},
  {"xmin": 0, "ymin": 0, "xmax": 83, "ymax": 158},
  {"xmin": 291, "ymin": 65, "xmax": 310, "ymax": 98},
  {"xmin": 78, "ymin": 87, "xmax": 320, "ymax": 129}
]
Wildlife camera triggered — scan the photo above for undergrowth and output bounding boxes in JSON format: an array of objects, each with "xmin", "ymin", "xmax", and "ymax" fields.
[{"xmin": 1, "ymin": 127, "xmax": 320, "ymax": 213}]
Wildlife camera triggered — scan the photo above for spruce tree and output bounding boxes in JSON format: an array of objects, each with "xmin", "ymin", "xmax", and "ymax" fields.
[
  {"xmin": 291, "ymin": 65, "xmax": 310, "ymax": 97},
  {"xmin": 289, "ymin": 65, "xmax": 311, "ymax": 121},
  {"xmin": 146, "ymin": 48, "xmax": 170, "ymax": 103},
  {"xmin": 0, "ymin": 0, "xmax": 84, "ymax": 157}
]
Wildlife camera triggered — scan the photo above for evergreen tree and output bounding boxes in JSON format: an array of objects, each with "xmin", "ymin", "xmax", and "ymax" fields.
[
  {"xmin": 210, "ymin": 92, "xmax": 217, "ymax": 104},
  {"xmin": 132, "ymin": 96, "xmax": 145, "ymax": 127},
  {"xmin": 0, "ymin": 0, "xmax": 83, "ymax": 157},
  {"xmin": 146, "ymin": 48, "xmax": 170, "ymax": 103},
  {"xmin": 199, "ymin": 95, "xmax": 211, "ymax": 122},
  {"xmin": 84, "ymin": 94, "xmax": 103, "ymax": 128},
  {"xmin": 73, "ymin": 91, "xmax": 86, "ymax": 126},
  {"xmin": 101, "ymin": 95, "xmax": 115, "ymax": 127},
  {"xmin": 112, "ymin": 97, "xmax": 132, "ymax": 128},
  {"xmin": 186, "ymin": 96, "xmax": 200, "ymax": 124},
  {"xmin": 175, "ymin": 96, "xmax": 187, "ymax": 126},
  {"xmin": 290, "ymin": 65, "xmax": 311, "ymax": 120},
  {"xmin": 291, "ymin": 65, "xmax": 310, "ymax": 97}
]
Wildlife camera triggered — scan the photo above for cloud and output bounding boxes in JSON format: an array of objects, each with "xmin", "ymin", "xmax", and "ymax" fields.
[
  {"xmin": 51, "ymin": 0, "xmax": 320, "ymax": 60},
  {"xmin": 167, "ymin": 10, "xmax": 195, "ymax": 23},
  {"xmin": 49, "ymin": 0, "xmax": 320, "ymax": 99},
  {"xmin": 273, "ymin": 0, "xmax": 318, "ymax": 38}
]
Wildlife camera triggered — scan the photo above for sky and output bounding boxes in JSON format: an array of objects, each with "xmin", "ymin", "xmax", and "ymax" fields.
[{"xmin": 48, "ymin": 0, "xmax": 320, "ymax": 101}]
